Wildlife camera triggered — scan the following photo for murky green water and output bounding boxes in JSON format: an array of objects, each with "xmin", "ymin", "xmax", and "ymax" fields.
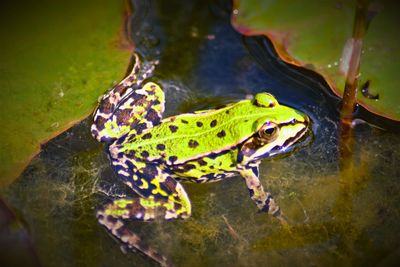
[{"xmin": 2, "ymin": 0, "xmax": 400, "ymax": 266}]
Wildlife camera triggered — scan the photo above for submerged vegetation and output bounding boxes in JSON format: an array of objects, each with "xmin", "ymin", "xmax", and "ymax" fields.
[{"xmin": 1, "ymin": 0, "xmax": 399, "ymax": 266}]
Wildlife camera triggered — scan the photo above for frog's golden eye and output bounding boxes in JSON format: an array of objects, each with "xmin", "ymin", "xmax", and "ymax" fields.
[{"xmin": 259, "ymin": 124, "xmax": 279, "ymax": 141}]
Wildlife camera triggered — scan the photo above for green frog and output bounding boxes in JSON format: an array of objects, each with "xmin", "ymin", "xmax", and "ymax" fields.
[{"xmin": 91, "ymin": 53, "xmax": 310, "ymax": 266}]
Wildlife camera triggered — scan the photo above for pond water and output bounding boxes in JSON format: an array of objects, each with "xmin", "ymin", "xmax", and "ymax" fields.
[{"xmin": 2, "ymin": 0, "xmax": 400, "ymax": 267}]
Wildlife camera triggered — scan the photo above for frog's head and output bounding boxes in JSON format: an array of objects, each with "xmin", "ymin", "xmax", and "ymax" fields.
[{"xmin": 239, "ymin": 93, "xmax": 311, "ymax": 164}]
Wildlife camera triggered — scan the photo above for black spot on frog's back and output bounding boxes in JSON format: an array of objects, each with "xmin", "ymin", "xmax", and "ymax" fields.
[
  {"xmin": 169, "ymin": 156, "xmax": 178, "ymax": 163},
  {"xmin": 169, "ymin": 125, "xmax": 178, "ymax": 133},
  {"xmin": 156, "ymin": 144, "xmax": 166, "ymax": 151},
  {"xmin": 210, "ymin": 119, "xmax": 217, "ymax": 127},
  {"xmin": 142, "ymin": 133, "xmax": 152, "ymax": 139},
  {"xmin": 188, "ymin": 140, "xmax": 199, "ymax": 148},
  {"xmin": 196, "ymin": 121, "xmax": 203, "ymax": 127},
  {"xmin": 217, "ymin": 130, "xmax": 226, "ymax": 138}
]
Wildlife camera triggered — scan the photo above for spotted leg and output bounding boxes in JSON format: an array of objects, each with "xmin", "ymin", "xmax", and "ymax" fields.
[
  {"xmin": 239, "ymin": 163, "xmax": 286, "ymax": 223},
  {"xmin": 91, "ymin": 53, "xmax": 164, "ymax": 143},
  {"xmin": 97, "ymin": 163, "xmax": 192, "ymax": 267}
]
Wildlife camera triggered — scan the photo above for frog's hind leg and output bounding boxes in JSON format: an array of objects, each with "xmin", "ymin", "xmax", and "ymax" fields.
[
  {"xmin": 97, "ymin": 168, "xmax": 191, "ymax": 267},
  {"xmin": 97, "ymin": 199, "xmax": 172, "ymax": 267},
  {"xmin": 91, "ymin": 53, "xmax": 165, "ymax": 143}
]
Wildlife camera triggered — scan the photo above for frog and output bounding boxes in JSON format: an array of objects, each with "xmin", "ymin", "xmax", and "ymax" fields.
[{"xmin": 91, "ymin": 53, "xmax": 310, "ymax": 267}]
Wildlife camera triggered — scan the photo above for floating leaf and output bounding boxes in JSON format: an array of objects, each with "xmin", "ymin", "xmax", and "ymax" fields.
[
  {"xmin": 0, "ymin": 0, "xmax": 130, "ymax": 187},
  {"xmin": 232, "ymin": 0, "xmax": 400, "ymax": 121}
]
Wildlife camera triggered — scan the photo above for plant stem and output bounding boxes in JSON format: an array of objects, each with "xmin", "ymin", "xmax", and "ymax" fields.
[
  {"xmin": 339, "ymin": 0, "xmax": 369, "ymax": 169},
  {"xmin": 336, "ymin": 0, "xmax": 371, "ymax": 259}
]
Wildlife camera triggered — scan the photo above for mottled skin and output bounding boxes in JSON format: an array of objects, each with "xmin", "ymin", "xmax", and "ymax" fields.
[{"xmin": 91, "ymin": 53, "xmax": 310, "ymax": 266}]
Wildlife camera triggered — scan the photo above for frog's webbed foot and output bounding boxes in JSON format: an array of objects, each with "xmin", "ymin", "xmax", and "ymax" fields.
[
  {"xmin": 97, "ymin": 173, "xmax": 191, "ymax": 267},
  {"xmin": 91, "ymin": 52, "xmax": 165, "ymax": 143},
  {"xmin": 97, "ymin": 202, "xmax": 174, "ymax": 267},
  {"xmin": 239, "ymin": 164, "xmax": 285, "ymax": 223}
]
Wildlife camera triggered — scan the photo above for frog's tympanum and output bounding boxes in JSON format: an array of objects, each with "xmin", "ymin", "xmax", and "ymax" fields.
[{"xmin": 92, "ymin": 53, "xmax": 310, "ymax": 266}]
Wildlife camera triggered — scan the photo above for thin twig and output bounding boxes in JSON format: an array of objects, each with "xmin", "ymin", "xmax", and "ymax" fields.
[{"xmin": 221, "ymin": 215, "xmax": 241, "ymax": 240}]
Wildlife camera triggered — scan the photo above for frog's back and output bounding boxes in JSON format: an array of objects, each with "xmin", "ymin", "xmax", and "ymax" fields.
[{"xmin": 122, "ymin": 98, "xmax": 279, "ymax": 164}]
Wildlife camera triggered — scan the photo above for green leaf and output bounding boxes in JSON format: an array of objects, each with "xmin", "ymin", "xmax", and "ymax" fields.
[
  {"xmin": 232, "ymin": 0, "xmax": 400, "ymax": 121},
  {"xmin": 0, "ymin": 0, "xmax": 130, "ymax": 187}
]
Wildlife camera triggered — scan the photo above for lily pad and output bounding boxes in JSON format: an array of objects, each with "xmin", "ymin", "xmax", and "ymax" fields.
[
  {"xmin": 0, "ymin": 0, "xmax": 130, "ymax": 187},
  {"xmin": 232, "ymin": 0, "xmax": 400, "ymax": 121},
  {"xmin": 3, "ymin": 1, "xmax": 400, "ymax": 266}
]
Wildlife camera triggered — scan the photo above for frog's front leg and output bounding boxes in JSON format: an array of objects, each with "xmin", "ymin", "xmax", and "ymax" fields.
[
  {"xmin": 239, "ymin": 164, "xmax": 282, "ymax": 218},
  {"xmin": 97, "ymin": 166, "xmax": 191, "ymax": 267}
]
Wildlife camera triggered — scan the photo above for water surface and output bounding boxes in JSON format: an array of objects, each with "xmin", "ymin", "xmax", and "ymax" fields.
[{"xmin": 3, "ymin": 0, "xmax": 400, "ymax": 266}]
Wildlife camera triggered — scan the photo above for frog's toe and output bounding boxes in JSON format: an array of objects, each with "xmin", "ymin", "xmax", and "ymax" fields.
[
  {"xmin": 96, "ymin": 175, "xmax": 191, "ymax": 266},
  {"xmin": 97, "ymin": 204, "xmax": 173, "ymax": 267}
]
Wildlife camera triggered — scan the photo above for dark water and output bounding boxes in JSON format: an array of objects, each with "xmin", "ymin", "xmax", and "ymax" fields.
[{"xmin": 2, "ymin": 0, "xmax": 400, "ymax": 266}]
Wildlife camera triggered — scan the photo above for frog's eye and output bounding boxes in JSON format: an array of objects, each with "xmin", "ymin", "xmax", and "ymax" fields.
[{"xmin": 259, "ymin": 124, "xmax": 279, "ymax": 141}]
